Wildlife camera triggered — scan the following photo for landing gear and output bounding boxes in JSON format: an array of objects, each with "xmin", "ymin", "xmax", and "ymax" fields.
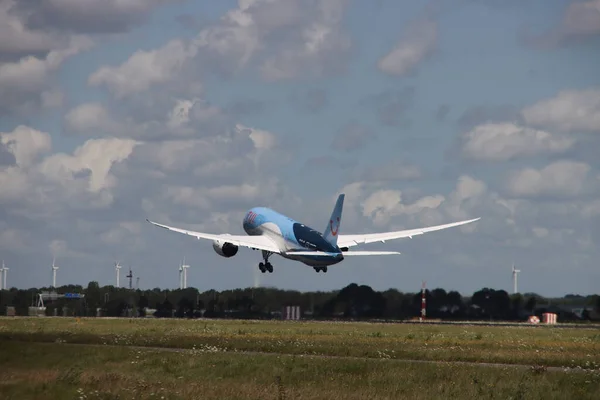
[
  {"xmin": 259, "ymin": 251, "xmax": 274, "ymax": 273},
  {"xmin": 314, "ymin": 267, "xmax": 328, "ymax": 273},
  {"xmin": 259, "ymin": 262, "xmax": 273, "ymax": 273}
]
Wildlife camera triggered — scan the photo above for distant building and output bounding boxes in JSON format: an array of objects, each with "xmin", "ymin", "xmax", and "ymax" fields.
[{"xmin": 282, "ymin": 305, "xmax": 301, "ymax": 320}]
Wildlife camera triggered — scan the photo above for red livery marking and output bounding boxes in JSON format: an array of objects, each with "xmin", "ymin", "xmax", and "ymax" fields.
[
  {"xmin": 247, "ymin": 211, "xmax": 258, "ymax": 224},
  {"xmin": 330, "ymin": 217, "xmax": 340, "ymax": 236}
]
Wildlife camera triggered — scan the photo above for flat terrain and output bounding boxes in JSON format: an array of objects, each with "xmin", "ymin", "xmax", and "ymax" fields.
[{"xmin": 0, "ymin": 317, "xmax": 599, "ymax": 399}]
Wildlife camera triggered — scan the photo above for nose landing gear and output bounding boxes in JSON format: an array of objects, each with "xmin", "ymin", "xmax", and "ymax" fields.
[{"xmin": 313, "ymin": 267, "xmax": 328, "ymax": 273}]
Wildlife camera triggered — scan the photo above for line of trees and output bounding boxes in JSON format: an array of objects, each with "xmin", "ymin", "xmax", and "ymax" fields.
[{"xmin": 1, "ymin": 282, "xmax": 599, "ymax": 322}]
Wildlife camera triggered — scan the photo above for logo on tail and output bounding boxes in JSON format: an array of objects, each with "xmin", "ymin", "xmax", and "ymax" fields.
[
  {"xmin": 323, "ymin": 194, "xmax": 344, "ymax": 246},
  {"xmin": 330, "ymin": 217, "xmax": 340, "ymax": 236}
]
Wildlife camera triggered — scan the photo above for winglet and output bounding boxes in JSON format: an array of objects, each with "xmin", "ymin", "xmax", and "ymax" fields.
[
  {"xmin": 146, "ymin": 219, "xmax": 170, "ymax": 231},
  {"xmin": 323, "ymin": 193, "xmax": 344, "ymax": 246}
]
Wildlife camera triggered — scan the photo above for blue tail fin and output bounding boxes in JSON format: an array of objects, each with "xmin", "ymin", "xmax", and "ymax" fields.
[{"xmin": 323, "ymin": 194, "xmax": 344, "ymax": 246}]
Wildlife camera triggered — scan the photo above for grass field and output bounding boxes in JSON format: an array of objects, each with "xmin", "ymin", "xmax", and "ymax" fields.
[{"xmin": 1, "ymin": 317, "xmax": 599, "ymax": 399}]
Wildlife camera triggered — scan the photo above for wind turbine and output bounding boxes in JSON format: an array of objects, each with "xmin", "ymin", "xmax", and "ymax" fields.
[
  {"xmin": 0, "ymin": 261, "xmax": 7, "ymax": 290},
  {"xmin": 115, "ymin": 261, "xmax": 122, "ymax": 288},
  {"xmin": 51, "ymin": 257, "xmax": 58, "ymax": 288},
  {"xmin": 181, "ymin": 258, "xmax": 190, "ymax": 289},
  {"xmin": 178, "ymin": 263, "xmax": 183, "ymax": 289},
  {"xmin": 512, "ymin": 263, "xmax": 521, "ymax": 294}
]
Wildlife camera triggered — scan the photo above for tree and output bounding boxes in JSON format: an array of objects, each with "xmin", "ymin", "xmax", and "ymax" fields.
[
  {"xmin": 510, "ymin": 294, "xmax": 523, "ymax": 320},
  {"xmin": 525, "ymin": 296, "xmax": 537, "ymax": 312},
  {"xmin": 430, "ymin": 288, "xmax": 448, "ymax": 317},
  {"xmin": 331, "ymin": 283, "xmax": 387, "ymax": 318},
  {"xmin": 446, "ymin": 291, "xmax": 465, "ymax": 318},
  {"xmin": 176, "ymin": 296, "xmax": 194, "ymax": 318},
  {"xmin": 1, "ymin": 280, "xmax": 594, "ymax": 323},
  {"xmin": 471, "ymin": 288, "xmax": 510, "ymax": 319},
  {"xmin": 85, "ymin": 281, "xmax": 102, "ymax": 311}
]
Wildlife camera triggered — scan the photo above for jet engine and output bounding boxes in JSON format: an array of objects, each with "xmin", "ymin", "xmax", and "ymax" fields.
[{"xmin": 212, "ymin": 240, "xmax": 239, "ymax": 258}]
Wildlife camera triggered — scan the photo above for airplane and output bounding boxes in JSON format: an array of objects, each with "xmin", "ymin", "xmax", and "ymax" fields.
[{"xmin": 146, "ymin": 193, "xmax": 480, "ymax": 274}]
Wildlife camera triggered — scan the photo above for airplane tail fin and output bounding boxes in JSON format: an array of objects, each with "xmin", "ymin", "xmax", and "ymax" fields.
[{"xmin": 323, "ymin": 193, "xmax": 344, "ymax": 246}]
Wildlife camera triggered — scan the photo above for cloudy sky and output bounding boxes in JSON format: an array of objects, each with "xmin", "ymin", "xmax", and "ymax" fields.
[{"xmin": 1, "ymin": 0, "xmax": 599, "ymax": 297}]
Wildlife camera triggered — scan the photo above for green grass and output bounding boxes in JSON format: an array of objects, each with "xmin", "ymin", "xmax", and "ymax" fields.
[
  {"xmin": 1, "ymin": 318, "xmax": 599, "ymax": 399},
  {"xmin": 1, "ymin": 317, "xmax": 599, "ymax": 369},
  {"xmin": 0, "ymin": 341, "xmax": 599, "ymax": 400}
]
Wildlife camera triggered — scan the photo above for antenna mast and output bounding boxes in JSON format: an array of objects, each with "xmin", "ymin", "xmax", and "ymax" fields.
[
  {"xmin": 126, "ymin": 268, "xmax": 133, "ymax": 290},
  {"xmin": 420, "ymin": 281, "xmax": 426, "ymax": 322}
]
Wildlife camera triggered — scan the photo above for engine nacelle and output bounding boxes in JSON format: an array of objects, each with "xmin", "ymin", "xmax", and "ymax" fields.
[{"xmin": 212, "ymin": 240, "xmax": 239, "ymax": 258}]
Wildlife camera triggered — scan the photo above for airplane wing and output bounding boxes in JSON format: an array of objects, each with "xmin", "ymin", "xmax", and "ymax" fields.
[
  {"xmin": 285, "ymin": 250, "xmax": 401, "ymax": 256},
  {"xmin": 146, "ymin": 219, "xmax": 280, "ymax": 253},
  {"xmin": 337, "ymin": 217, "xmax": 480, "ymax": 248}
]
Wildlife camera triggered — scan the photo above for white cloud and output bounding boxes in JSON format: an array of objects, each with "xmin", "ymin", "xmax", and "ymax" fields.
[
  {"xmin": 0, "ymin": 36, "xmax": 92, "ymax": 82},
  {"xmin": 0, "ymin": 128, "xmax": 139, "ymax": 209},
  {"xmin": 64, "ymin": 96, "xmax": 228, "ymax": 139},
  {"xmin": 89, "ymin": 39, "xmax": 197, "ymax": 98},
  {"xmin": 39, "ymin": 137, "xmax": 140, "ymax": 193},
  {"xmin": 9, "ymin": 0, "xmax": 181, "ymax": 34},
  {"xmin": 0, "ymin": 125, "xmax": 52, "ymax": 167},
  {"xmin": 64, "ymin": 102, "xmax": 114, "ymax": 133},
  {"xmin": 167, "ymin": 98, "xmax": 199, "ymax": 131},
  {"xmin": 340, "ymin": 175, "xmax": 513, "ymax": 237},
  {"xmin": 521, "ymin": 0, "xmax": 600, "ymax": 48},
  {"xmin": 461, "ymin": 122, "xmax": 574, "ymax": 161},
  {"xmin": 194, "ymin": 0, "xmax": 264, "ymax": 69},
  {"xmin": 149, "ymin": 139, "xmax": 211, "ymax": 172},
  {"xmin": 358, "ymin": 161, "xmax": 422, "ymax": 182},
  {"xmin": 0, "ymin": 35, "xmax": 93, "ymax": 115},
  {"xmin": 334, "ymin": 171, "xmax": 600, "ymax": 282},
  {"xmin": 362, "ymin": 189, "xmax": 445, "ymax": 227},
  {"xmin": 505, "ymin": 160, "xmax": 592, "ymax": 198},
  {"xmin": 258, "ymin": 0, "xmax": 351, "ymax": 81},
  {"xmin": 89, "ymin": 0, "xmax": 352, "ymax": 97},
  {"xmin": 378, "ymin": 19, "xmax": 437, "ymax": 76},
  {"xmin": 131, "ymin": 120, "xmax": 280, "ymax": 178},
  {"xmin": 522, "ymin": 88, "xmax": 600, "ymax": 133},
  {"xmin": 0, "ymin": 167, "xmax": 30, "ymax": 202},
  {"xmin": 561, "ymin": 0, "xmax": 600, "ymax": 38},
  {"xmin": 0, "ymin": 0, "xmax": 63, "ymax": 58},
  {"xmin": 453, "ymin": 175, "xmax": 487, "ymax": 202},
  {"xmin": 99, "ymin": 221, "xmax": 144, "ymax": 249},
  {"xmin": 165, "ymin": 186, "xmax": 212, "ymax": 210},
  {"xmin": 235, "ymin": 123, "xmax": 277, "ymax": 150}
]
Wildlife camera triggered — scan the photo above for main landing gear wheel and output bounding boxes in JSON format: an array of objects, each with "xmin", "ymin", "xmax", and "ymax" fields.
[
  {"xmin": 259, "ymin": 250, "xmax": 274, "ymax": 273},
  {"xmin": 314, "ymin": 267, "xmax": 328, "ymax": 273},
  {"xmin": 259, "ymin": 262, "xmax": 273, "ymax": 273}
]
